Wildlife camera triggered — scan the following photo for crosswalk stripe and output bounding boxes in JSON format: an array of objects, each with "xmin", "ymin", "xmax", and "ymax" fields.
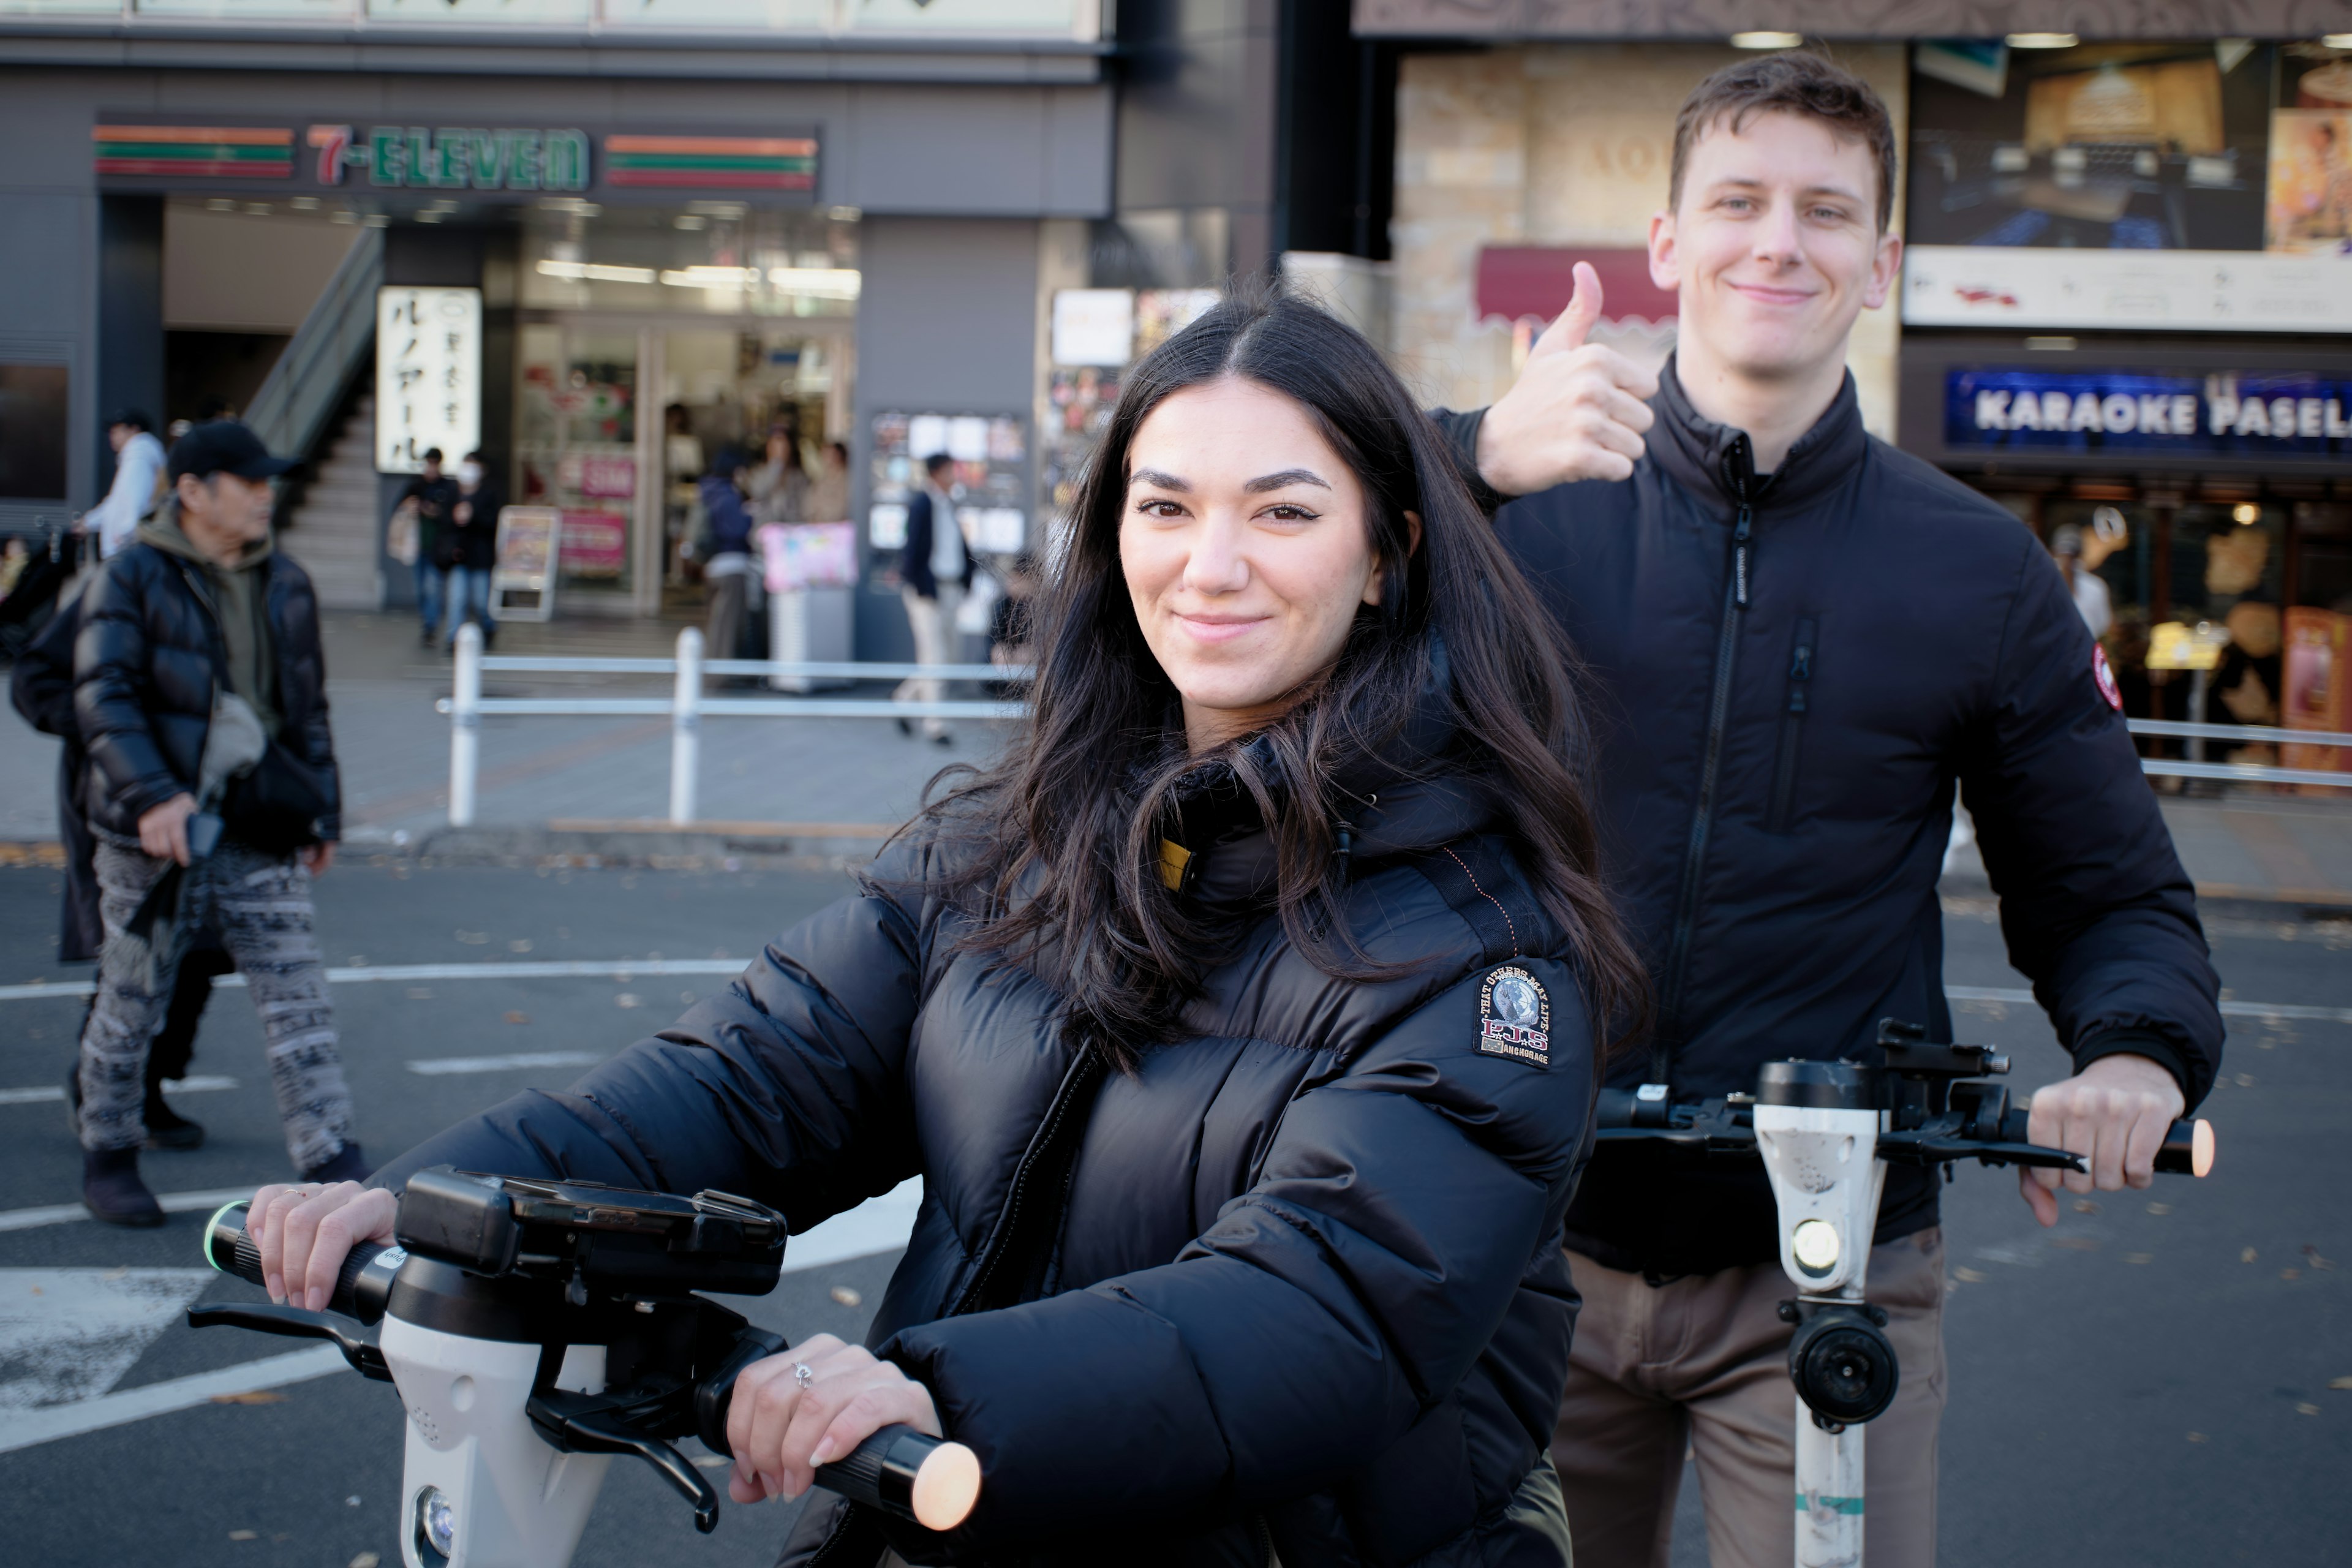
[
  {"xmin": 0, "ymin": 1186, "xmax": 258, "ymax": 1235},
  {"xmin": 0, "ymin": 957, "xmax": 745, "ymax": 1004},
  {"xmin": 1945, "ymin": 986, "xmax": 2352, "ymax": 1025},
  {"xmin": 406, "ymin": 1051, "xmax": 603, "ymax": 1076},
  {"xmin": 0, "ymin": 1076, "xmax": 239, "ymax": 1107},
  {"xmin": 0, "ymin": 1344, "xmax": 349, "ymax": 1455}
]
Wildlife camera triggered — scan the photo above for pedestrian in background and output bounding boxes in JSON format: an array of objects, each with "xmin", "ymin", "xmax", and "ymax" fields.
[
  {"xmin": 2048, "ymin": 524, "xmax": 2113, "ymax": 639},
  {"xmin": 70, "ymin": 420, "xmax": 366, "ymax": 1225},
  {"xmin": 894, "ymin": 451, "xmax": 968, "ymax": 746},
  {"xmin": 81, "ymin": 409, "xmax": 167, "ymax": 560},
  {"xmin": 698, "ymin": 448, "xmax": 756, "ymax": 668},
  {"xmin": 747, "ymin": 417, "xmax": 808, "ymax": 526},
  {"xmin": 443, "ymin": 449, "xmax": 503, "ymax": 651},
  {"xmin": 804, "ymin": 437, "xmax": 851, "ymax": 523},
  {"xmin": 394, "ymin": 447, "xmax": 456, "ymax": 649}
]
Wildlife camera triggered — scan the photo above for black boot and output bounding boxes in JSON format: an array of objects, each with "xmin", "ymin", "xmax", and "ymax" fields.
[
  {"xmin": 83, "ymin": 1145, "xmax": 165, "ymax": 1227},
  {"xmin": 142, "ymin": 1084, "xmax": 205, "ymax": 1151},
  {"xmin": 303, "ymin": 1141, "xmax": 370, "ymax": 1184}
]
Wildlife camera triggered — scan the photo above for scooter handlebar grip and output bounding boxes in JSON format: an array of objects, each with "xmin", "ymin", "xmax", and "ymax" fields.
[
  {"xmin": 2154, "ymin": 1118, "xmax": 2215, "ymax": 1178},
  {"xmin": 203, "ymin": 1200, "xmax": 395, "ymax": 1321},
  {"xmin": 814, "ymin": 1426, "xmax": 982, "ymax": 1533}
]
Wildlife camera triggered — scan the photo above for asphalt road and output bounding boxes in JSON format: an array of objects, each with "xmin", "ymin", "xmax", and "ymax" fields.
[{"xmin": 0, "ymin": 859, "xmax": 2345, "ymax": 1567}]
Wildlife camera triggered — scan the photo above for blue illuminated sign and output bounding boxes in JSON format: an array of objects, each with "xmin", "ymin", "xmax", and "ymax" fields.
[{"xmin": 1946, "ymin": 368, "xmax": 2352, "ymax": 459}]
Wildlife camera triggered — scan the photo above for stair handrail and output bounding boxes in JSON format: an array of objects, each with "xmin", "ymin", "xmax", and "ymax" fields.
[{"xmin": 245, "ymin": 226, "xmax": 385, "ymax": 464}]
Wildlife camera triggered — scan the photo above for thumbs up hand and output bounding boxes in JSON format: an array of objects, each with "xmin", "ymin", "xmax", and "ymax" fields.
[{"xmin": 1473, "ymin": 261, "xmax": 1660, "ymax": 496}]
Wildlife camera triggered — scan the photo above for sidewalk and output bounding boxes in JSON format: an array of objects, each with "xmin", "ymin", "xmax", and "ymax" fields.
[{"xmin": 7, "ymin": 609, "xmax": 2352, "ymax": 906}]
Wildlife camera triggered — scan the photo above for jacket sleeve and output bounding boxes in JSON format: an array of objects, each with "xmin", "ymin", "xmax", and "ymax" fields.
[
  {"xmin": 1958, "ymin": 539, "xmax": 2223, "ymax": 1107},
  {"xmin": 900, "ymin": 492, "xmax": 937, "ymax": 598},
  {"xmin": 1428, "ymin": 407, "xmax": 1509, "ymax": 516},
  {"xmin": 367, "ymin": 856, "xmax": 933, "ymax": 1231},
  {"xmin": 880, "ymin": 957, "xmax": 1596, "ymax": 1546},
  {"xmin": 73, "ymin": 558, "xmax": 189, "ymax": 824},
  {"xmin": 10, "ymin": 590, "xmax": 81, "ymax": 738}
]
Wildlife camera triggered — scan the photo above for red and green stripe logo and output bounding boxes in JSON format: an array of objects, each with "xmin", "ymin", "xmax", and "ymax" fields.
[
  {"xmin": 95, "ymin": 124, "xmax": 295, "ymax": 178},
  {"xmin": 603, "ymin": 135, "xmax": 816, "ymax": 190}
]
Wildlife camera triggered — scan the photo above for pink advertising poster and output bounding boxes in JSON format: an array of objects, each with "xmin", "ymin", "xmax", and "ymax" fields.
[{"xmin": 558, "ymin": 511, "xmax": 628, "ymax": 579}]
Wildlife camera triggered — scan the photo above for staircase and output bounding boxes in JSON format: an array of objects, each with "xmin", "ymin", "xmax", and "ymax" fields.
[{"xmin": 283, "ymin": 396, "xmax": 383, "ymax": 610}]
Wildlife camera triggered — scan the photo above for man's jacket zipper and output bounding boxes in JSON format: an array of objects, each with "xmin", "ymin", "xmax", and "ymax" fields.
[
  {"xmin": 1653, "ymin": 435, "xmax": 1760, "ymax": 1082},
  {"xmin": 1766, "ymin": 617, "xmax": 1819, "ymax": 834}
]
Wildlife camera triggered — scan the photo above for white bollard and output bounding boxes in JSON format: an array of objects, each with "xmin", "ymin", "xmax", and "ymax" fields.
[
  {"xmin": 670, "ymin": 627, "xmax": 703, "ymax": 825},
  {"xmin": 449, "ymin": 621, "xmax": 483, "ymax": 827}
]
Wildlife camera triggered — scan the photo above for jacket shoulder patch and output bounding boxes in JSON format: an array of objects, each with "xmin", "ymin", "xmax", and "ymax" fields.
[{"xmin": 1477, "ymin": 965, "xmax": 1550, "ymax": 1066}]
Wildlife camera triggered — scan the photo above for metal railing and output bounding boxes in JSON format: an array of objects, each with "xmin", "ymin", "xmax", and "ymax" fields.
[
  {"xmin": 440, "ymin": 624, "xmax": 1028, "ymax": 826},
  {"xmin": 245, "ymin": 226, "xmax": 383, "ymax": 466},
  {"xmin": 434, "ymin": 628, "xmax": 2352, "ymax": 829}
]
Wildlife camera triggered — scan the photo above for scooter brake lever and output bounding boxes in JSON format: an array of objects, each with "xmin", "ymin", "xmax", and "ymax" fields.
[
  {"xmin": 1876, "ymin": 1132, "xmax": 2085, "ymax": 1172},
  {"xmin": 186, "ymin": 1302, "xmax": 394, "ymax": 1381},
  {"xmin": 527, "ymin": 1390, "xmax": 722, "ymax": 1533}
]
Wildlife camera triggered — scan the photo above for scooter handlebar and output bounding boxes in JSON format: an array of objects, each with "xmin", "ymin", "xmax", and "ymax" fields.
[
  {"xmin": 1994, "ymin": 1110, "xmax": 2215, "ymax": 1178},
  {"xmin": 203, "ymin": 1200, "xmax": 401, "ymax": 1324}
]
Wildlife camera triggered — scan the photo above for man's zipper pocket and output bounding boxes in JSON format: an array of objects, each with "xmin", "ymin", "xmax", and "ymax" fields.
[{"xmin": 1766, "ymin": 617, "xmax": 1817, "ymax": 834}]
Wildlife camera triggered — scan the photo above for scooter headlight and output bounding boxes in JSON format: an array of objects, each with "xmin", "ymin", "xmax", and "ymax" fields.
[
  {"xmin": 1791, "ymin": 1219, "xmax": 1842, "ymax": 1276},
  {"xmin": 414, "ymin": 1486, "xmax": 457, "ymax": 1564}
]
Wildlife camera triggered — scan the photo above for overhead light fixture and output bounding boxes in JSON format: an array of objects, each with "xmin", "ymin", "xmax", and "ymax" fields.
[
  {"xmin": 2233, "ymin": 503, "xmax": 2261, "ymax": 525},
  {"xmin": 2006, "ymin": 32, "xmax": 2078, "ymax": 48},
  {"xmin": 660, "ymin": 265, "xmax": 761, "ymax": 288},
  {"xmin": 1731, "ymin": 31, "xmax": 1803, "ymax": 49},
  {"xmin": 767, "ymin": 266, "xmax": 862, "ymax": 299},
  {"xmin": 2322, "ymin": 34, "xmax": 2352, "ymax": 48},
  {"xmin": 534, "ymin": 259, "xmax": 657, "ymax": 284}
]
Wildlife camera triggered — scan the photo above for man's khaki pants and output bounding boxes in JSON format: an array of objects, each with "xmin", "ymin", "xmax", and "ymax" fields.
[
  {"xmin": 894, "ymin": 582, "xmax": 963, "ymax": 740},
  {"xmin": 1553, "ymin": 1229, "xmax": 1946, "ymax": 1568}
]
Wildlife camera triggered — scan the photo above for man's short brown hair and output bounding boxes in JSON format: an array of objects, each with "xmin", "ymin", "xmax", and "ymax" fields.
[{"xmin": 1668, "ymin": 50, "xmax": 1898, "ymax": 232}]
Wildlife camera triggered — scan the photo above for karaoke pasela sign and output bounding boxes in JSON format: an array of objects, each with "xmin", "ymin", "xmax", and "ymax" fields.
[{"xmin": 1947, "ymin": 368, "xmax": 2352, "ymax": 461}]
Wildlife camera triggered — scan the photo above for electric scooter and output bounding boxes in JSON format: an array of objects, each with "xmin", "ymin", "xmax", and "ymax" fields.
[
  {"xmin": 188, "ymin": 1167, "xmax": 981, "ymax": 1568},
  {"xmin": 1593, "ymin": 1019, "xmax": 2217, "ymax": 1568}
]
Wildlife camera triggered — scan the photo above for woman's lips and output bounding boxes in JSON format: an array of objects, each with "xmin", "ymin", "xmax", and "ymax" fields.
[{"xmin": 1174, "ymin": 613, "xmax": 1268, "ymax": 645}]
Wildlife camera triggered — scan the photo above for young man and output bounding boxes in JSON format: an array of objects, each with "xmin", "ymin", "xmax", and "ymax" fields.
[
  {"xmin": 72, "ymin": 421, "xmax": 366, "ymax": 1224},
  {"xmin": 443, "ymin": 450, "xmax": 503, "ymax": 651},
  {"xmin": 395, "ymin": 447, "xmax": 457, "ymax": 647},
  {"xmin": 1440, "ymin": 52, "xmax": 2222, "ymax": 1567}
]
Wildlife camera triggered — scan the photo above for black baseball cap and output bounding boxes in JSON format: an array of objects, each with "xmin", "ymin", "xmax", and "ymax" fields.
[{"xmin": 167, "ymin": 420, "xmax": 298, "ymax": 484}]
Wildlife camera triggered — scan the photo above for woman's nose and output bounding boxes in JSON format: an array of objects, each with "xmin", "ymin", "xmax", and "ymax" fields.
[{"xmin": 1183, "ymin": 517, "xmax": 1251, "ymax": 595}]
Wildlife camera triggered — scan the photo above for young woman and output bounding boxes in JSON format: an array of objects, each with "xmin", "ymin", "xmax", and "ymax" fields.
[{"xmin": 251, "ymin": 284, "xmax": 1643, "ymax": 1566}]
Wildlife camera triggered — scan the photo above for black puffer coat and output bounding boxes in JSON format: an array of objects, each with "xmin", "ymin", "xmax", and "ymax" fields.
[
  {"xmin": 374, "ymin": 729, "xmax": 1599, "ymax": 1567},
  {"xmin": 72, "ymin": 538, "xmax": 339, "ymax": 842}
]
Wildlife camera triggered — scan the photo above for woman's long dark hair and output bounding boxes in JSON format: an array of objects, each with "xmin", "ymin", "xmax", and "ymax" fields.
[{"xmin": 905, "ymin": 278, "xmax": 1645, "ymax": 1067}]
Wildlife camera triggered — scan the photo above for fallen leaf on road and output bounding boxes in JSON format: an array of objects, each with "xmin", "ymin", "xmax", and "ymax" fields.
[
  {"xmin": 2235, "ymin": 1073, "xmax": 2255, "ymax": 1087},
  {"xmin": 2147, "ymin": 1202, "xmax": 2171, "ymax": 1215},
  {"xmin": 103, "ymin": 1266, "xmax": 127, "ymax": 1280},
  {"xmin": 407, "ymin": 987, "xmax": 432, "ymax": 1000},
  {"xmin": 2125, "ymin": 1253, "xmax": 2153, "ymax": 1264},
  {"xmin": 694, "ymin": 1455, "xmax": 731, "ymax": 1469},
  {"xmin": 2304, "ymin": 1245, "xmax": 2332, "ymax": 1269},
  {"xmin": 350, "ymin": 1553, "xmax": 381, "ymax": 1568},
  {"xmin": 505, "ymin": 1011, "xmax": 530, "ymax": 1025},
  {"xmin": 2187, "ymin": 1431, "xmax": 2208, "ymax": 1442},
  {"xmin": 2242, "ymin": 1246, "xmax": 2259, "ymax": 1263},
  {"xmin": 229, "ymin": 1530, "xmax": 258, "ymax": 1540},
  {"xmin": 456, "ymin": 930, "xmax": 488, "ymax": 944},
  {"xmin": 1953, "ymin": 1267, "xmax": 1987, "ymax": 1284},
  {"xmin": 615, "ymin": 993, "xmax": 641, "ymax": 1008},
  {"xmin": 509, "ymin": 939, "xmax": 533, "ymax": 953},
  {"xmin": 2281, "ymin": 1268, "xmax": 2302, "ymax": 1281},
  {"xmin": 2296, "ymin": 1403, "xmax": 2321, "ymax": 1416},
  {"xmin": 346, "ymin": 1496, "xmax": 361, "ymax": 1507},
  {"xmin": 831, "ymin": 1286, "xmax": 863, "ymax": 1307},
  {"xmin": 211, "ymin": 1391, "xmax": 288, "ymax": 1405},
  {"xmin": 2330, "ymin": 1377, "xmax": 2352, "ymax": 1390},
  {"xmin": 2072, "ymin": 1199, "xmax": 2098, "ymax": 1215},
  {"xmin": 2051, "ymin": 1237, "xmax": 2098, "ymax": 1251}
]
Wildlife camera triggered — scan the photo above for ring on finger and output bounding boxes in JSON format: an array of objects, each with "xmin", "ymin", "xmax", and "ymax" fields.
[{"xmin": 791, "ymin": 1362, "xmax": 815, "ymax": 1390}]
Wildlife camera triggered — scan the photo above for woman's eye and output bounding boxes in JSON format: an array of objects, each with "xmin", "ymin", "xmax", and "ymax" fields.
[
  {"xmin": 1136, "ymin": 498, "xmax": 1185, "ymax": 519},
  {"xmin": 1261, "ymin": 505, "xmax": 1319, "ymax": 522}
]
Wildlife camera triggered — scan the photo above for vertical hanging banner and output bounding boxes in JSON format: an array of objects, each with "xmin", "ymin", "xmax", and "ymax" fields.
[{"xmin": 376, "ymin": 287, "xmax": 481, "ymax": 474}]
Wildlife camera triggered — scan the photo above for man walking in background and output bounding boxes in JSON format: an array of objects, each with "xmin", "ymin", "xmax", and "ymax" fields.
[
  {"xmin": 894, "ymin": 451, "xmax": 968, "ymax": 747},
  {"xmin": 394, "ymin": 447, "xmax": 456, "ymax": 648},
  {"xmin": 71, "ymin": 420, "xmax": 366, "ymax": 1224},
  {"xmin": 443, "ymin": 449, "xmax": 503, "ymax": 651},
  {"xmin": 81, "ymin": 409, "xmax": 168, "ymax": 560}
]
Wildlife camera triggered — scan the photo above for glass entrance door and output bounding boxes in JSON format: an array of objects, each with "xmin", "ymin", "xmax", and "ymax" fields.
[{"xmin": 516, "ymin": 324, "xmax": 644, "ymax": 605}]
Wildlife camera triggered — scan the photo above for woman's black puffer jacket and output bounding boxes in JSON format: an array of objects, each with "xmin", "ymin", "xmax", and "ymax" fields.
[
  {"xmin": 72, "ymin": 540, "xmax": 338, "ymax": 840},
  {"xmin": 373, "ymin": 722, "xmax": 1600, "ymax": 1567}
]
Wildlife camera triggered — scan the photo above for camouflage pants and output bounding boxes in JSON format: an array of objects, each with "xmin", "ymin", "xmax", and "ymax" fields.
[{"xmin": 77, "ymin": 839, "xmax": 354, "ymax": 1170}]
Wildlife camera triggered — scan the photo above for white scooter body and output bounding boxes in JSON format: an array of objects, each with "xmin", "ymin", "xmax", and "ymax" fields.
[
  {"xmin": 382, "ymin": 1312, "xmax": 612, "ymax": 1568},
  {"xmin": 1752, "ymin": 1101, "xmax": 1885, "ymax": 1568}
]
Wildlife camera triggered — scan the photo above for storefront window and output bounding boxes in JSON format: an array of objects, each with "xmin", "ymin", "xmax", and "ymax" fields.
[
  {"xmin": 521, "ymin": 202, "xmax": 858, "ymax": 320},
  {"xmin": 516, "ymin": 325, "xmax": 639, "ymax": 594}
]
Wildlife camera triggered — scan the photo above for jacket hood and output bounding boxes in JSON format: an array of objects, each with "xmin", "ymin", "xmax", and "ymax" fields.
[
  {"xmin": 1650, "ymin": 353, "xmax": 1868, "ymax": 516},
  {"xmin": 136, "ymin": 511, "xmax": 274, "ymax": 572}
]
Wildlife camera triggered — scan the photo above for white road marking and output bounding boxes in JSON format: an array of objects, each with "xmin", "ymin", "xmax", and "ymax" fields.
[
  {"xmin": 782, "ymin": 1178, "xmax": 921, "ymax": 1273},
  {"xmin": 0, "ymin": 1186, "xmax": 257, "ymax": 1235},
  {"xmin": 0, "ymin": 957, "xmax": 744, "ymax": 1003},
  {"xmin": 407, "ymin": 1051, "xmax": 603, "ymax": 1076},
  {"xmin": 0, "ymin": 1075, "xmax": 239, "ymax": 1107},
  {"xmin": 0, "ymin": 1344, "xmax": 349, "ymax": 1455},
  {"xmin": 1945, "ymin": 985, "xmax": 2352, "ymax": 1025},
  {"xmin": 0, "ymin": 1268, "xmax": 216, "ymax": 1412}
]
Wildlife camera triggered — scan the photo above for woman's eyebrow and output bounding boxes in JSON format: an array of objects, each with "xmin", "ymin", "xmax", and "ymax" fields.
[
  {"xmin": 1244, "ymin": 468, "xmax": 1332, "ymax": 494},
  {"xmin": 1130, "ymin": 467, "xmax": 1189, "ymax": 491}
]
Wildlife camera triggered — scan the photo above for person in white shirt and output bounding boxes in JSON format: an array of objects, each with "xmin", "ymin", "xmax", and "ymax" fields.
[
  {"xmin": 2049, "ymin": 524, "xmax": 2113, "ymax": 639},
  {"xmin": 82, "ymin": 410, "xmax": 168, "ymax": 559}
]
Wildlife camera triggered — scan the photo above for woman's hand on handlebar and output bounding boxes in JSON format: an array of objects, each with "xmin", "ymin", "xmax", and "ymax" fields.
[
  {"xmin": 249, "ymin": 1182, "xmax": 397, "ymax": 1311},
  {"xmin": 725, "ymin": 1333, "xmax": 942, "ymax": 1507}
]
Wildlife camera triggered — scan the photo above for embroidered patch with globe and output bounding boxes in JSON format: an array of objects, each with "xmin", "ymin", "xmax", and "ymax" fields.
[{"xmin": 1477, "ymin": 965, "xmax": 1551, "ymax": 1066}]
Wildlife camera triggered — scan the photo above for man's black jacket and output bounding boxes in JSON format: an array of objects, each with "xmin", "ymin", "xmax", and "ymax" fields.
[
  {"xmin": 1437, "ymin": 361, "xmax": 2222, "ymax": 1277},
  {"xmin": 72, "ymin": 540, "xmax": 339, "ymax": 842}
]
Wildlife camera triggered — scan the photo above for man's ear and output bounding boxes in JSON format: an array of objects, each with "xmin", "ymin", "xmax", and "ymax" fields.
[
  {"xmin": 1861, "ymin": 231, "xmax": 1904, "ymax": 312},
  {"xmin": 1648, "ymin": 211, "xmax": 1680, "ymax": 292},
  {"xmin": 174, "ymin": 472, "xmax": 207, "ymax": 513}
]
